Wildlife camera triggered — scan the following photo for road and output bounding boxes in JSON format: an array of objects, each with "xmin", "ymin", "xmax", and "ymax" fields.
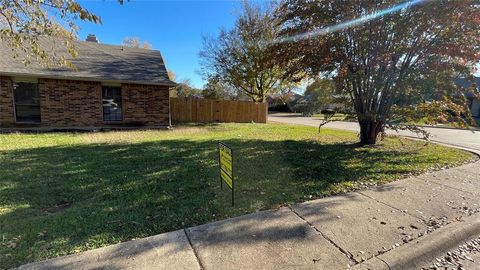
[{"xmin": 269, "ymin": 113, "xmax": 480, "ymax": 151}]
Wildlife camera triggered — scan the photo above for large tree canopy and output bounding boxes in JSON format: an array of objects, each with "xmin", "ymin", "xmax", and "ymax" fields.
[
  {"xmin": 199, "ymin": 1, "xmax": 303, "ymax": 102},
  {"xmin": 202, "ymin": 78, "xmax": 249, "ymax": 101},
  {"xmin": 0, "ymin": 0, "xmax": 105, "ymax": 67},
  {"xmin": 277, "ymin": 0, "xmax": 480, "ymax": 144}
]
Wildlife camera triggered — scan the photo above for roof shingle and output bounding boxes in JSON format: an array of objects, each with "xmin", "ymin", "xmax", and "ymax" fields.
[{"xmin": 0, "ymin": 38, "xmax": 175, "ymax": 86}]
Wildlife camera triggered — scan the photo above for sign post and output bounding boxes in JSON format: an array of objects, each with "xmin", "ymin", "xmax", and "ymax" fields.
[{"xmin": 218, "ymin": 142, "xmax": 234, "ymax": 206}]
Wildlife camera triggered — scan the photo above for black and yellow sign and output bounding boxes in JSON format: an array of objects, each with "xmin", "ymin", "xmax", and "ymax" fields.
[{"xmin": 218, "ymin": 142, "xmax": 234, "ymax": 206}]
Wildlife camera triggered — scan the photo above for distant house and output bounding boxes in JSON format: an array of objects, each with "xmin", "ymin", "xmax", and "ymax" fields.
[
  {"xmin": 267, "ymin": 93, "xmax": 303, "ymax": 112},
  {"xmin": 0, "ymin": 35, "xmax": 175, "ymax": 129},
  {"xmin": 456, "ymin": 77, "xmax": 480, "ymax": 118}
]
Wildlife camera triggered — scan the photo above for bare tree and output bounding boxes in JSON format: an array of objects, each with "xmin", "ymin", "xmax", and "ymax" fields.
[
  {"xmin": 167, "ymin": 70, "xmax": 177, "ymax": 82},
  {"xmin": 122, "ymin": 36, "xmax": 152, "ymax": 49}
]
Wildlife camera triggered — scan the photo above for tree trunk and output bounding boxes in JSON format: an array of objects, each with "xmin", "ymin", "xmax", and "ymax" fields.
[
  {"xmin": 359, "ymin": 120, "xmax": 383, "ymax": 145},
  {"xmin": 251, "ymin": 95, "xmax": 265, "ymax": 103}
]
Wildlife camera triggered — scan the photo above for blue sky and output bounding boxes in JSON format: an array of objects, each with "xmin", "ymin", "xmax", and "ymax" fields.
[
  {"xmin": 77, "ymin": 1, "xmax": 239, "ymax": 88},
  {"xmin": 76, "ymin": 1, "xmax": 480, "ymax": 89}
]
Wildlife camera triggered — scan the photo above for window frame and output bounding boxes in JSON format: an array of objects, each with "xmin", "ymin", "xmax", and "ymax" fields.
[
  {"xmin": 12, "ymin": 80, "xmax": 41, "ymax": 124},
  {"xmin": 102, "ymin": 86, "xmax": 123, "ymax": 122}
]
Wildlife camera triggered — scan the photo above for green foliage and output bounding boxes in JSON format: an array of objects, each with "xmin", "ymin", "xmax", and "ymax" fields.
[
  {"xmin": 170, "ymin": 81, "xmax": 202, "ymax": 98},
  {"xmin": 388, "ymin": 70, "xmax": 477, "ymax": 130},
  {"xmin": 292, "ymin": 78, "xmax": 348, "ymax": 116},
  {"xmin": 304, "ymin": 79, "xmax": 336, "ymax": 104},
  {"xmin": 298, "ymin": 78, "xmax": 336, "ymax": 115},
  {"xmin": 167, "ymin": 72, "xmax": 202, "ymax": 98},
  {"xmin": 201, "ymin": 83, "xmax": 223, "ymax": 100},
  {"xmin": 201, "ymin": 78, "xmax": 248, "ymax": 100},
  {"xmin": 0, "ymin": 124, "xmax": 475, "ymax": 268}
]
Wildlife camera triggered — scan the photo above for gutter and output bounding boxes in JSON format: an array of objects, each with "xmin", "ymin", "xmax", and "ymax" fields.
[
  {"xmin": 411, "ymin": 123, "xmax": 480, "ymax": 132},
  {"xmin": 0, "ymin": 71, "xmax": 177, "ymax": 87}
]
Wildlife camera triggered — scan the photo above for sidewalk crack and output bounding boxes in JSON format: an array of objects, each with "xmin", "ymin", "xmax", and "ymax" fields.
[
  {"xmin": 184, "ymin": 229, "xmax": 206, "ymax": 270},
  {"xmin": 427, "ymin": 179, "xmax": 475, "ymax": 196},
  {"xmin": 287, "ymin": 205, "xmax": 359, "ymax": 265},
  {"xmin": 357, "ymin": 191, "xmax": 426, "ymax": 222}
]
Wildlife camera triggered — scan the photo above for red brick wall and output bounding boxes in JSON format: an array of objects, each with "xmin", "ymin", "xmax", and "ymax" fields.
[
  {"xmin": 0, "ymin": 77, "xmax": 170, "ymax": 128},
  {"xmin": 0, "ymin": 76, "xmax": 15, "ymax": 127},
  {"xmin": 39, "ymin": 79, "xmax": 103, "ymax": 127},
  {"xmin": 122, "ymin": 83, "xmax": 170, "ymax": 126}
]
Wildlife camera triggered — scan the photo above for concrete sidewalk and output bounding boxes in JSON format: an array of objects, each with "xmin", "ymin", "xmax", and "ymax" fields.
[{"xmin": 17, "ymin": 155, "xmax": 480, "ymax": 269}]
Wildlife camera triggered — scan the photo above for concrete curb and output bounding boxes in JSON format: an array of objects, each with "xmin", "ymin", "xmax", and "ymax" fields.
[
  {"xmin": 419, "ymin": 126, "xmax": 480, "ymax": 131},
  {"xmin": 269, "ymin": 115, "xmax": 480, "ymax": 131},
  {"xmin": 351, "ymin": 214, "xmax": 480, "ymax": 270},
  {"xmin": 14, "ymin": 229, "xmax": 201, "ymax": 270},
  {"xmin": 414, "ymin": 124, "xmax": 480, "ymax": 132},
  {"xmin": 400, "ymin": 135, "xmax": 480, "ymax": 158}
]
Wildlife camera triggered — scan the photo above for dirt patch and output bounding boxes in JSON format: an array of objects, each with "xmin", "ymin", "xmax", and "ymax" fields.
[{"xmin": 43, "ymin": 201, "xmax": 72, "ymax": 214}]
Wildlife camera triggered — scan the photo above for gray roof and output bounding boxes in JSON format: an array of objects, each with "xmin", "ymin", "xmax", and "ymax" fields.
[
  {"xmin": 455, "ymin": 77, "xmax": 480, "ymax": 99},
  {"xmin": 0, "ymin": 38, "xmax": 175, "ymax": 86}
]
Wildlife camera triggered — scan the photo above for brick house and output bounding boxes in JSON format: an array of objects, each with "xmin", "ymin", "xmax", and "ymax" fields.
[{"xmin": 0, "ymin": 36, "xmax": 175, "ymax": 129}]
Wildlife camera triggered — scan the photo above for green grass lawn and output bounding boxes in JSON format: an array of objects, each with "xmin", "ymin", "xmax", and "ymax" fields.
[
  {"xmin": 0, "ymin": 123, "xmax": 476, "ymax": 268},
  {"xmin": 312, "ymin": 113, "xmax": 351, "ymax": 121}
]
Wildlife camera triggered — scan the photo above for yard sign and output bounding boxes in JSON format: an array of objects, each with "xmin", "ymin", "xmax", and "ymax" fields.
[{"xmin": 218, "ymin": 142, "xmax": 234, "ymax": 206}]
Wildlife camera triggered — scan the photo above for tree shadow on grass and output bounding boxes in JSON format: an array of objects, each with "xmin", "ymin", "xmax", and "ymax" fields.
[{"xmin": 0, "ymin": 138, "xmax": 427, "ymax": 268}]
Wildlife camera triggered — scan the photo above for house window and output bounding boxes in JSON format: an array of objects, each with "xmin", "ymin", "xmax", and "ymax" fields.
[
  {"xmin": 102, "ymin": 86, "xmax": 123, "ymax": 121},
  {"xmin": 13, "ymin": 82, "xmax": 41, "ymax": 123}
]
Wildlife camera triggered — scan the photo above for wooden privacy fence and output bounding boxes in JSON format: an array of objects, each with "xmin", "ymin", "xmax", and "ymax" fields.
[{"xmin": 170, "ymin": 98, "xmax": 268, "ymax": 124}]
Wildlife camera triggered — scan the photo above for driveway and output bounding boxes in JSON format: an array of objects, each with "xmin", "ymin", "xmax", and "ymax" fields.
[{"xmin": 269, "ymin": 113, "xmax": 480, "ymax": 151}]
